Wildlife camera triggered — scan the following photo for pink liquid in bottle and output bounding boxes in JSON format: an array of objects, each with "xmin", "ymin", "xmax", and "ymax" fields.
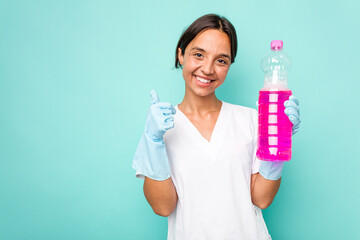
[
  {"xmin": 256, "ymin": 40, "xmax": 293, "ymax": 161},
  {"xmin": 256, "ymin": 90, "xmax": 293, "ymax": 161}
]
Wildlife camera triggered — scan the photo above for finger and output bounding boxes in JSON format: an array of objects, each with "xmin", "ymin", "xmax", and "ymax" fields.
[
  {"xmin": 289, "ymin": 95, "xmax": 299, "ymax": 106},
  {"xmin": 164, "ymin": 124, "xmax": 174, "ymax": 131},
  {"xmin": 151, "ymin": 97, "xmax": 176, "ymax": 115},
  {"xmin": 284, "ymin": 100, "xmax": 299, "ymax": 112},
  {"xmin": 164, "ymin": 119, "xmax": 175, "ymax": 130},
  {"xmin": 292, "ymin": 125, "xmax": 300, "ymax": 134},
  {"xmin": 284, "ymin": 108, "xmax": 300, "ymax": 119},
  {"xmin": 289, "ymin": 115, "xmax": 301, "ymax": 127},
  {"xmin": 155, "ymin": 102, "xmax": 175, "ymax": 111},
  {"xmin": 161, "ymin": 109, "xmax": 173, "ymax": 116},
  {"xmin": 285, "ymin": 107, "xmax": 301, "ymax": 127},
  {"xmin": 151, "ymin": 104, "xmax": 173, "ymax": 119},
  {"xmin": 150, "ymin": 89, "xmax": 160, "ymax": 105},
  {"xmin": 171, "ymin": 105, "xmax": 176, "ymax": 115},
  {"xmin": 164, "ymin": 116, "xmax": 174, "ymax": 123}
]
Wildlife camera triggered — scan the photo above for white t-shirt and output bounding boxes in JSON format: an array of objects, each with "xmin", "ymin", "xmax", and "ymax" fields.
[{"xmin": 162, "ymin": 101, "xmax": 271, "ymax": 240}]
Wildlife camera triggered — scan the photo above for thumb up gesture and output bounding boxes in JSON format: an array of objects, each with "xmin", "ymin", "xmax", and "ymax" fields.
[{"xmin": 145, "ymin": 90, "xmax": 176, "ymax": 142}]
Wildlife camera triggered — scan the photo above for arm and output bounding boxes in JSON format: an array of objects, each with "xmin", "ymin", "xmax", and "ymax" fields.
[
  {"xmin": 132, "ymin": 90, "xmax": 178, "ymax": 216},
  {"xmin": 250, "ymin": 95, "xmax": 301, "ymax": 209},
  {"xmin": 144, "ymin": 177, "xmax": 178, "ymax": 217},
  {"xmin": 251, "ymin": 173, "xmax": 281, "ymax": 209}
]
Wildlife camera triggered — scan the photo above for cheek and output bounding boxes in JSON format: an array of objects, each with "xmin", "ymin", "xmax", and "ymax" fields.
[
  {"xmin": 217, "ymin": 67, "xmax": 230, "ymax": 80},
  {"xmin": 182, "ymin": 63, "xmax": 194, "ymax": 81},
  {"xmin": 183, "ymin": 58, "xmax": 200, "ymax": 72}
]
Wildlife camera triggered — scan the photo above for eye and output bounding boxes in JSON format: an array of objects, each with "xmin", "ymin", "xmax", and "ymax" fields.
[
  {"xmin": 218, "ymin": 59, "xmax": 228, "ymax": 65},
  {"xmin": 194, "ymin": 53, "xmax": 203, "ymax": 58}
]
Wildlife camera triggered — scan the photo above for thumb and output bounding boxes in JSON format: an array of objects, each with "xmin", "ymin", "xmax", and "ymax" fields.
[
  {"xmin": 150, "ymin": 89, "xmax": 160, "ymax": 105},
  {"xmin": 171, "ymin": 105, "xmax": 176, "ymax": 114}
]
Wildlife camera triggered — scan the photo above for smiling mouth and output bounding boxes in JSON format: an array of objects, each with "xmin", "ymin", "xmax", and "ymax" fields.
[{"xmin": 195, "ymin": 75, "xmax": 214, "ymax": 83}]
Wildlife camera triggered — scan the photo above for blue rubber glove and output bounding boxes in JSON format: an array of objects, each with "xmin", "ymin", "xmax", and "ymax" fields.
[
  {"xmin": 259, "ymin": 161, "xmax": 284, "ymax": 180},
  {"xmin": 284, "ymin": 95, "xmax": 301, "ymax": 135},
  {"xmin": 146, "ymin": 90, "xmax": 176, "ymax": 142},
  {"xmin": 132, "ymin": 90, "xmax": 176, "ymax": 181}
]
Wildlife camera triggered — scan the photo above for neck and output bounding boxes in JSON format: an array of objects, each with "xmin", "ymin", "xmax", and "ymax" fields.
[{"xmin": 178, "ymin": 89, "xmax": 222, "ymax": 115}]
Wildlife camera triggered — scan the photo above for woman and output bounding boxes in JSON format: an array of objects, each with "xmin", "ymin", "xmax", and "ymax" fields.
[{"xmin": 132, "ymin": 14, "xmax": 301, "ymax": 240}]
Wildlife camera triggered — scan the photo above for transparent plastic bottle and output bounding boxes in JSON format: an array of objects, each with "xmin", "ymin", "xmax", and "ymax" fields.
[{"xmin": 256, "ymin": 40, "xmax": 293, "ymax": 161}]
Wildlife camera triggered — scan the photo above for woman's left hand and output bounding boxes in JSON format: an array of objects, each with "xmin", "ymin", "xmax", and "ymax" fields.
[{"xmin": 284, "ymin": 95, "xmax": 301, "ymax": 135}]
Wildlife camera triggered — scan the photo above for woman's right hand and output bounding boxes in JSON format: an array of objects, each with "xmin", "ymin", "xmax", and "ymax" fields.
[{"xmin": 145, "ymin": 89, "xmax": 176, "ymax": 142}]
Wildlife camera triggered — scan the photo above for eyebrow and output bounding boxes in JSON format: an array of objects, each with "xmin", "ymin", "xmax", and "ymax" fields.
[{"xmin": 191, "ymin": 47, "xmax": 231, "ymax": 60}]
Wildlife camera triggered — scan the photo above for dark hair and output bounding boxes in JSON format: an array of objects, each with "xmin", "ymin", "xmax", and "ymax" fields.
[{"xmin": 175, "ymin": 14, "xmax": 238, "ymax": 68}]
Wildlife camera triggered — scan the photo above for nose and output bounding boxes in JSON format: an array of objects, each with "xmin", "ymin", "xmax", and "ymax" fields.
[{"xmin": 201, "ymin": 59, "xmax": 215, "ymax": 75}]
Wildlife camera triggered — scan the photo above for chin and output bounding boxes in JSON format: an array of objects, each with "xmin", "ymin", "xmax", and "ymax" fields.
[{"xmin": 192, "ymin": 88, "xmax": 215, "ymax": 97}]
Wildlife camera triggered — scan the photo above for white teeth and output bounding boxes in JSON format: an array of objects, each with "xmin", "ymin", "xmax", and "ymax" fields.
[{"xmin": 195, "ymin": 76, "xmax": 211, "ymax": 83}]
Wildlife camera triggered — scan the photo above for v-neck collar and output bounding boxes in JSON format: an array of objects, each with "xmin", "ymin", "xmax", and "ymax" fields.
[{"xmin": 174, "ymin": 101, "xmax": 229, "ymax": 161}]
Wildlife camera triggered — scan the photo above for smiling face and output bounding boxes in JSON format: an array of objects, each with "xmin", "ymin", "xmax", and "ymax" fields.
[{"xmin": 177, "ymin": 29, "xmax": 231, "ymax": 98}]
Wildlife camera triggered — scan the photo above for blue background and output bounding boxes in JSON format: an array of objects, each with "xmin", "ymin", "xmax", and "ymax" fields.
[{"xmin": 1, "ymin": 0, "xmax": 359, "ymax": 239}]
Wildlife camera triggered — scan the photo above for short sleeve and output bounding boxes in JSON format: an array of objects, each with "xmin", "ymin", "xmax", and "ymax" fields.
[{"xmin": 250, "ymin": 108, "xmax": 261, "ymax": 174}]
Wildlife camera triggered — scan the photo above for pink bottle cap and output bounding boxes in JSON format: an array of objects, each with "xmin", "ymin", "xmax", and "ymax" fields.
[{"xmin": 271, "ymin": 40, "xmax": 283, "ymax": 51}]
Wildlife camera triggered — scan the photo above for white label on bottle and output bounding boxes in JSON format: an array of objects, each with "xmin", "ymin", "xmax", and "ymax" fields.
[
  {"xmin": 269, "ymin": 94, "xmax": 278, "ymax": 102},
  {"xmin": 269, "ymin": 104, "xmax": 278, "ymax": 113},
  {"xmin": 268, "ymin": 137, "xmax": 278, "ymax": 145},
  {"xmin": 268, "ymin": 115, "xmax": 278, "ymax": 124},
  {"xmin": 268, "ymin": 126, "xmax": 278, "ymax": 134}
]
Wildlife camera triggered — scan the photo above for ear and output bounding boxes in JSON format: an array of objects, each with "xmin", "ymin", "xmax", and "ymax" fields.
[{"xmin": 177, "ymin": 48, "xmax": 184, "ymax": 66}]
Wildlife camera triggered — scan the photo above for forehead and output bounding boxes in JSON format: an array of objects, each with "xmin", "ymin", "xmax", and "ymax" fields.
[{"xmin": 187, "ymin": 29, "xmax": 231, "ymax": 55}]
